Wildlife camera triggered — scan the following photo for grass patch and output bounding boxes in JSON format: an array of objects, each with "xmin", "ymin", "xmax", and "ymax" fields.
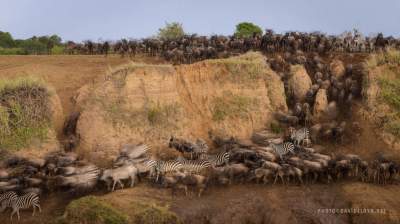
[
  {"xmin": 371, "ymin": 49, "xmax": 400, "ymax": 137},
  {"xmin": 0, "ymin": 76, "xmax": 51, "ymax": 150},
  {"xmin": 130, "ymin": 202, "xmax": 181, "ymax": 224},
  {"xmin": 146, "ymin": 102, "xmax": 180, "ymax": 125},
  {"xmin": 366, "ymin": 48, "xmax": 400, "ymax": 69},
  {"xmin": 378, "ymin": 77, "xmax": 400, "ymax": 111},
  {"xmin": 95, "ymin": 94, "xmax": 181, "ymax": 129},
  {"xmin": 57, "ymin": 196, "xmax": 128, "ymax": 224},
  {"xmin": 208, "ymin": 52, "xmax": 267, "ymax": 82},
  {"xmin": 212, "ymin": 91, "xmax": 259, "ymax": 121},
  {"xmin": 378, "ymin": 75, "xmax": 400, "ymax": 137},
  {"xmin": 105, "ymin": 63, "xmax": 174, "ymax": 88},
  {"xmin": 270, "ymin": 121, "xmax": 283, "ymax": 134}
]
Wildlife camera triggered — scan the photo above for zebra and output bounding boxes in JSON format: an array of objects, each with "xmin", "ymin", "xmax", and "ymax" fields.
[
  {"xmin": 3, "ymin": 192, "xmax": 41, "ymax": 220},
  {"xmin": 176, "ymin": 157, "xmax": 212, "ymax": 174},
  {"xmin": 268, "ymin": 141, "xmax": 295, "ymax": 159},
  {"xmin": 199, "ymin": 152, "xmax": 230, "ymax": 167},
  {"xmin": 288, "ymin": 127, "xmax": 310, "ymax": 146},
  {"xmin": 0, "ymin": 191, "xmax": 18, "ymax": 211},
  {"xmin": 150, "ymin": 160, "xmax": 183, "ymax": 181}
]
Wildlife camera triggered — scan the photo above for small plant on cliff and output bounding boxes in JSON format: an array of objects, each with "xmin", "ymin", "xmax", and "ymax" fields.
[
  {"xmin": 0, "ymin": 77, "xmax": 51, "ymax": 150},
  {"xmin": 147, "ymin": 101, "xmax": 181, "ymax": 126},
  {"xmin": 270, "ymin": 121, "xmax": 283, "ymax": 134},
  {"xmin": 212, "ymin": 92, "xmax": 259, "ymax": 121}
]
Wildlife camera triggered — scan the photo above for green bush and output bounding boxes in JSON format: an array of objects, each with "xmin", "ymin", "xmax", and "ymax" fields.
[
  {"xmin": 0, "ymin": 47, "xmax": 26, "ymax": 55},
  {"xmin": 158, "ymin": 22, "xmax": 185, "ymax": 40},
  {"xmin": 234, "ymin": 22, "xmax": 263, "ymax": 38},
  {"xmin": 58, "ymin": 196, "xmax": 129, "ymax": 224},
  {"xmin": 0, "ymin": 77, "xmax": 51, "ymax": 150},
  {"xmin": 51, "ymin": 45, "xmax": 65, "ymax": 55}
]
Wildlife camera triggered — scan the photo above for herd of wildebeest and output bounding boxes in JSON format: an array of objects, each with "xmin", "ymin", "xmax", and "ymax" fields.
[
  {"xmin": 65, "ymin": 30, "xmax": 400, "ymax": 64},
  {"xmin": 1, "ymin": 30, "xmax": 400, "ymax": 221}
]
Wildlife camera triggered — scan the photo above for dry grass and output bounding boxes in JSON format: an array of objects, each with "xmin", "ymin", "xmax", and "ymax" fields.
[
  {"xmin": 0, "ymin": 76, "xmax": 51, "ymax": 150},
  {"xmin": 212, "ymin": 91, "xmax": 259, "ymax": 121},
  {"xmin": 366, "ymin": 48, "xmax": 400, "ymax": 69},
  {"xmin": 105, "ymin": 62, "xmax": 173, "ymax": 88},
  {"xmin": 207, "ymin": 51, "xmax": 268, "ymax": 82},
  {"xmin": 129, "ymin": 202, "xmax": 181, "ymax": 224},
  {"xmin": 96, "ymin": 95, "xmax": 182, "ymax": 130}
]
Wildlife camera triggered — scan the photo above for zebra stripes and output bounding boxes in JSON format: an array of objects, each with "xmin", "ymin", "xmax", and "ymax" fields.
[
  {"xmin": 289, "ymin": 127, "xmax": 310, "ymax": 146},
  {"xmin": 177, "ymin": 158, "xmax": 212, "ymax": 174},
  {"xmin": 269, "ymin": 142, "xmax": 295, "ymax": 159},
  {"xmin": 2, "ymin": 192, "xmax": 41, "ymax": 220},
  {"xmin": 199, "ymin": 152, "xmax": 230, "ymax": 167},
  {"xmin": 0, "ymin": 191, "xmax": 17, "ymax": 202},
  {"xmin": 153, "ymin": 160, "xmax": 183, "ymax": 181},
  {"xmin": 0, "ymin": 191, "xmax": 18, "ymax": 212}
]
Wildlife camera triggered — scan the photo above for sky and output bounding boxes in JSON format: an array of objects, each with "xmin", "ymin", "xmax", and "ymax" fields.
[{"xmin": 1, "ymin": 0, "xmax": 399, "ymax": 42}]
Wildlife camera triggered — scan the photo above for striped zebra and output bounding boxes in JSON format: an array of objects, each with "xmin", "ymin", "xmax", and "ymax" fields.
[
  {"xmin": 268, "ymin": 141, "xmax": 295, "ymax": 159},
  {"xmin": 0, "ymin": 191, "xmax": 18, "ymax": 211},
  {"xmin": 150, "ymin": 160, "xmax": 183, "ymax": 181},
  {"xmin": 199, "ymin": 152, "xmax": 230, "ymax": 167},
  {"xmin": 289, "ymin": 127, "xmax": 310, "ymax": 146},
  {"xmin": 176, "ymin": 157, "xmax": 212, "ymax": 174},
  {"xmin": 5, "ymin": 192, "xmax": 41, "ymax": 220}
]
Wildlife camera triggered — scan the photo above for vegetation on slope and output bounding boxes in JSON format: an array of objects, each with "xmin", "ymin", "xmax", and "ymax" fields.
[
  {"xmin": 57, "ymin": 196, "xmax": 181, "ymax": 224},
  {"xmin": 57, "ymin": 196, "xmax": 129, "ymax": 224},
  {"xmin": 0, "ymin": 77, "xmax": 51, "ymax": 150},
  {"xmin": 129, "ymin": 202, "xmax": 181, "ymax": 224},
  {"xmin": 366, "ymin": 49, "xmax": 400, "ymax": 137},
  {"xmin": 208, "ymin": 51, "xmax": 268, "ymax": 83},
  {"xmin": 212, "ymin": 91, "xmax": 259, "ymax": 121}
]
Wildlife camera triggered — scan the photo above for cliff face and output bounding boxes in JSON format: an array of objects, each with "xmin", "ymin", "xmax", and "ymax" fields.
[{"xmin": 75, "ymin": 52, "xmax": 287, "ymax": 165}]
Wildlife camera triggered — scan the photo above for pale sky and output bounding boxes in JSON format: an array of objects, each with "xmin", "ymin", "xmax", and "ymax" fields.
[{"xmin": 1, "ymin": 0, "xmax": 399, "ymax": 42}]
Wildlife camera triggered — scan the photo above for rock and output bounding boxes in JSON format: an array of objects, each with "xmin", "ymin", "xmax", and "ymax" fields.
[
  {"xmin": 288, "ymin": 65, "xmax": 312, "ymax": 102},
  {"xmin": 330, "ymin": 59, "xmax": 346, "ymax": 79},
  {"xmin": 313, "ymin": 89, "xmax": 328, "ymax": 121}
]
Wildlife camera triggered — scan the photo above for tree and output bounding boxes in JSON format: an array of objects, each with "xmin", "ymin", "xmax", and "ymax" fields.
[
  {"xmin": 234, "ymin": 22, "xmax": 263, "ymax": 38},
  {"xmin": 158, "ymin": 22, "xmax": 185, "ymax": 40},
  {"xmin": 0, "ymin": 31, "xmax": 15, "ymax": 48},
  {"xmin": 49, "ymin": 35, "xmax": 62, "ymax": 45}
]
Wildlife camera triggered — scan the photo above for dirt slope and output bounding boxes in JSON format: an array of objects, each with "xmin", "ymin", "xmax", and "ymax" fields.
[
  {"xmin": 0, "ymin": 55, "xmax": 163, "ymax": 127},
  {"xmin": 74, "ymin": 52, "xmax": 287, "ymax": 165}
]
